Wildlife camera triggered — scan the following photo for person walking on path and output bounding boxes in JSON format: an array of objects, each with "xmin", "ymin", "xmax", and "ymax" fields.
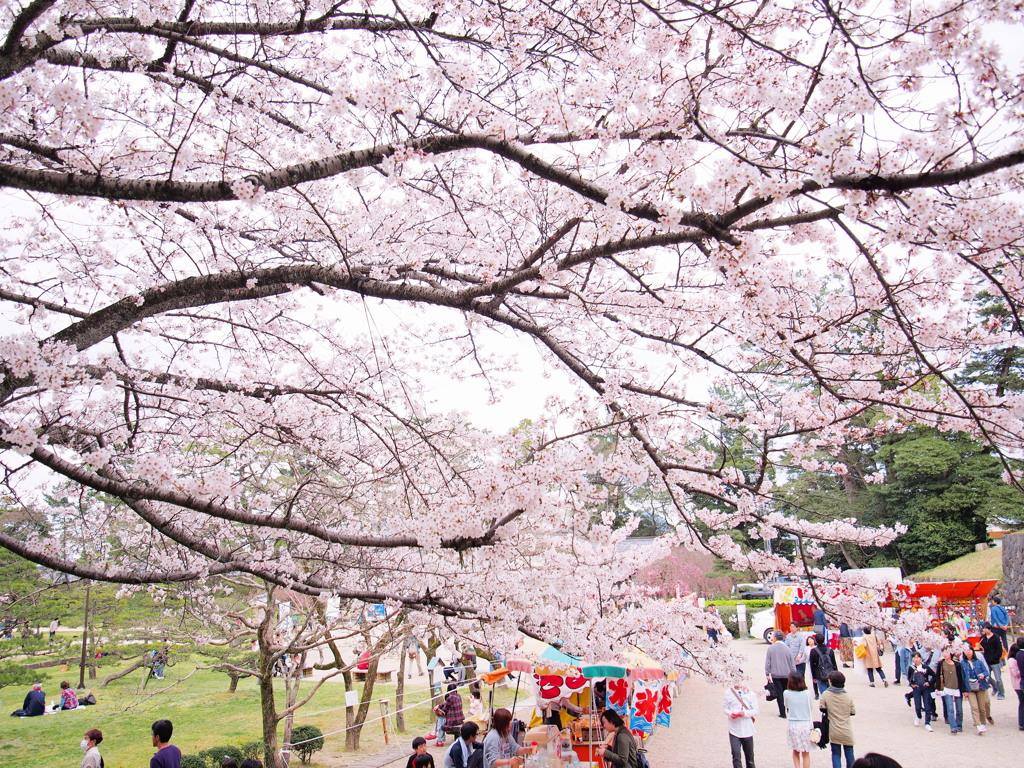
[
  {"xmin": 907, "ymin": 652, "xmax": 936, "ymax": 731},
  {"xmin": 987, "ymin": 597, "xmax": 1011, "ymax": 650},
  {"xmin": 766, "ymin": 630, "xmax": 797, "ymax": 718},
  {"xmin": 861, "ymin": 628, "xmax": 887, "ymax": 688},
  {"xmin": 79, "ymin": 729, "xmax": 103, "ymax": 768},
  {"xmin": 960, "ymin": 645, "xmax": 992, "ymax": 734},
  {"xmin": 813, "ymin": 606, "xmax": 828, "ymax": 648},
  {"xmin": 838, "ymin": 624, "xmax": 854, "ymax": 669},
  {"xmin": 891, "ymin": 636, "xmax": 911, "ymax": 687},
  {"xmin": 407, "ymin": 635, "xmax": 425, "ymax": 678},
  {"xmin": 979, "ymin": 624, "xmax": 1005, "ymax": 700},
  {"xmin": 784, "ymin": 672, "xmax": 814, "ymax": 768},
  {"xmin": 936, "ymin": 648, "xmax": 966, "ymax": 734},
  {"xmin": 785, "ymin": 622, "xmax": 807, "ymax": 679},
  {"xmin": 1008, "ymin": 639, "xmax": 1023, "ymax": 731},
  {"xmin": 808, "ymin": 633, "xmax": 837, "ymax": 700},
  {"xmin": 820, "ymin": 670, "xmax": 856, "ymax": 768},
  {"xmin": 723, "ymin": 680, "xmax": 759, "ymax": 768}
]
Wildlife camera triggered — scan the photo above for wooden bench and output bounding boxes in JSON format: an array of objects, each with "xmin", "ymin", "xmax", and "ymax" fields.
[{"xmin": 354, "ymin": 669, "xmax": 394, "ymax": 682}]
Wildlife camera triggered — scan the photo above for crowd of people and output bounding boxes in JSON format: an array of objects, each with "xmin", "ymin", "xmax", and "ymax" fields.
[{"xmin": 723, "ymin": 600, "xmax": 1023, "ymax": 768}]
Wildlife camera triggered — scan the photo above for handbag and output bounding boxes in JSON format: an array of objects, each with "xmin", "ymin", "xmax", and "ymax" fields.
[
  {"xmin": 764, "ymin": 683, "xmax": 776, "ymax": 702},
  {"xmin": 813, "ymin": 710, "xmax": 830, "ymax": 749}
]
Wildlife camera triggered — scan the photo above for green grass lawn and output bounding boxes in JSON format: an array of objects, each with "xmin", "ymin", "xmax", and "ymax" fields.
[
  {"xmin": 912, "ymin": 545, "xmax": 1003, "ymax": 582},
  {"xmin": 0, "ymin": 652, "xmax": 526, "ymax": 768}
]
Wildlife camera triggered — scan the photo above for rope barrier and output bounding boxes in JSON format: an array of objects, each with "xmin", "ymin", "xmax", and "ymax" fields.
[{"xmin": 286, "ymin": 674, "xmax": 500, "ymax": 747}]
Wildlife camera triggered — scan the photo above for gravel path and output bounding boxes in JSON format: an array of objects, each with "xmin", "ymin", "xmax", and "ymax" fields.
[{"xmin": 645, "ymin": 639, "xmax": 1021, "ymax": 767}]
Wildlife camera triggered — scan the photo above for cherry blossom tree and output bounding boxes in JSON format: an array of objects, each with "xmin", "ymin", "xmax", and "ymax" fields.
[{"xmin": 1, "ymin": 0, "xmax": 1024, "ymax": 682}]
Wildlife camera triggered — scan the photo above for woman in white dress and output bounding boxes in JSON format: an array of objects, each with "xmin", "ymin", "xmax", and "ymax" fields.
[{"xmin": 784, "ymin": 672, "xmax": 814, "ymax": 768}]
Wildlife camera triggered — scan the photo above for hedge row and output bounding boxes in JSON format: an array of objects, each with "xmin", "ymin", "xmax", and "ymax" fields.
[{"xmin": 180, "ymin": 741, "xmax": 263, "ymax": 768}]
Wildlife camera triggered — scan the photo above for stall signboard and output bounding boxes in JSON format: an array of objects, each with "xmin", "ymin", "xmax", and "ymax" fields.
[
  {"xmin": 655, "ymin": 683, "xmax": 673, "ymax": 728},
  {"xmin": 532, "ymin": 671, "xmax": 589, "ymax": 702},
  {"xmin": 628, "ymin": 679, "xmax": 658, "ymax": 735},
  {"xmin": 606, "ymin": 678, "xmax": 629, "ymax": 716}
]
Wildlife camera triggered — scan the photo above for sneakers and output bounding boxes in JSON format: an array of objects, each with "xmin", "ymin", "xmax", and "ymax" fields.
[
  {"xmin": 868, "ymin": 683, "xmax": 875, "ymax": 687},
  {"xmin": 925, "ymin": 724, "xmax": 933, "ymax": 732},
  {"xmin": 426, "ymin": 734, "xmax": 436, "ymax": 740},
  {"xmin": 914, "ymin": 717, "xmax": 921, "ymax": 727},
  {"xmin": 435, "ymin": 741, "xmax": 445, "ymax": 747},
  {"xmin": 988, "ymin": 718, "xmax": 995, "ymax": 725},
  {"xmin": 977, "ymin": 725, "xmax": 986, "ymax": 735},
  {"xmin": 883, "ymin": 680, "xmax": 889, "ymax": 688}
]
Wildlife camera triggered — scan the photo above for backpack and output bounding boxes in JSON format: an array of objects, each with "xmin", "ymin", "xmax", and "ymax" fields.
[
  {"xmin": 637, "ymin": 749, "xmax": 651, "ymax": 768},
  {"xmin": 817, "ymin": 648, "xmax": 835, "ymax": 677}
]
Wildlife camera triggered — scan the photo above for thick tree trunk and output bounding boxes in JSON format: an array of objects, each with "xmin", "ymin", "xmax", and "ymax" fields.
[
  {"xmin": 257, "ymin": 590, "xmax": 285, "ymax": 768},
  {"xmin": 229, "ymin": 673, "xmax": 240, "ymax": 693},
  {"xmin": 258, "ymin": 669, "xmax": 283, "ymax": 768},
  {"xmin": 346, "ymin": 643, "xmax": 379, "ymax": 750},
  {"xmin": 396, "ymin": 632, "xmax": 408, "ymax": 733}
]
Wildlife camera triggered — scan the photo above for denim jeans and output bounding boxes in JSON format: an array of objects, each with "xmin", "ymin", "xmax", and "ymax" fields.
[
  {"xmin": 434, "ymin": 716, "xmax": 446, "ymax": 742},
  {"xmin": 830, "ymin": 743, "xmax": 854, "ymax": 768},
  {"xmin": 911, "ymin": 687, "xmax": 931, "ymax": 725},
  {"xmin": 866, "ymin": 667, "xmax": 886, "ymax": 683},
  {"xmin": 895, "ymin": 648, "xmax": 911, "ymax": 682},
  {"xmin": 1016, "ymin": 688, "xmax": 1024, "ymax": 729},
  {"xmin": 943, "ymin": 693, "xmax": 963, "ymax": 731},
  {"xmin": 989, "ymin": 662, "xmax": 1004, "ymax": 697}
]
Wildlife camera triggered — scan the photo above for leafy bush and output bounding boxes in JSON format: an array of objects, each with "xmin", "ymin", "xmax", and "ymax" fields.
[
  {"xmin": 241, "ymin": 742, "xmax": 264, "ymax": 760},
  {"xmin": 705, "ymin": 599, "xmax": 774, "ymax": 609},
  {"xmin": 199, "ymin": 746, "xmax": 245, "ymax": 767},
  {"xmin": 181, "ymin": 755, "xmax": 207, "ymax": 768},
  {"xmin": 706, "ymin": 600, "xmax": 774, "ymax": 637},
  {"xmin": 290, "ymin": 725, "xmax": 325, "ymax": 764},
  {"xmin": 0, "ymin": 662, "xmax": 36, "ymax": 689}
]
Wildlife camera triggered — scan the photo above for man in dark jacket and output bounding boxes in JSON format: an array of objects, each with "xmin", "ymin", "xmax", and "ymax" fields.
[
  {"xmin": 23, "ymin": 683, "xmax": 46, "ymax": 716},
  {"xmin": 979, "ymin": 624, "xmax": 1005, "ymax": 699}
]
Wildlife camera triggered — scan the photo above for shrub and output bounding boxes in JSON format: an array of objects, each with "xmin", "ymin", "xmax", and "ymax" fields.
[
  {"xmin": 0, "ymin": 662, "xmax": 36, "ymax": 689},
  {"xmin": 199, "ymin": 746, "xmax": 245, "ymax": 767},
  {"xmin": 290, "ymin": 725, "xmax": 325, "ymax": 764},
  {"xmin": 706, "ymin": 600, "xmax": 774, "ymax": 637},
  {"xmin": 181, "ymin": 755, "xmax": 207, "ymax": 768},
  {"xmin": 241, "ymin": 742, "xmax": 264, "ymax": 760}
]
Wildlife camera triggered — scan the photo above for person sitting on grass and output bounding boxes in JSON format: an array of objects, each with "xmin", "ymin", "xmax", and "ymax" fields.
[
  {"xmin": 58, "ymin": 680, "xmax": 79, "ymax": 710},
  {"xmin": 22, "ymin": 683, "xmax": 46, "ymax": 717}
]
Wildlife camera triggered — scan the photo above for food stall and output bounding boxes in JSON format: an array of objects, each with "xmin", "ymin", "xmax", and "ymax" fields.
[
  {"xmin": 896, "ymin": 579, "xmax": 999, "ymax": 644},
  {"xmin": 506, "ymin": 641, "xmax": 674, "ymax": 768}
]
